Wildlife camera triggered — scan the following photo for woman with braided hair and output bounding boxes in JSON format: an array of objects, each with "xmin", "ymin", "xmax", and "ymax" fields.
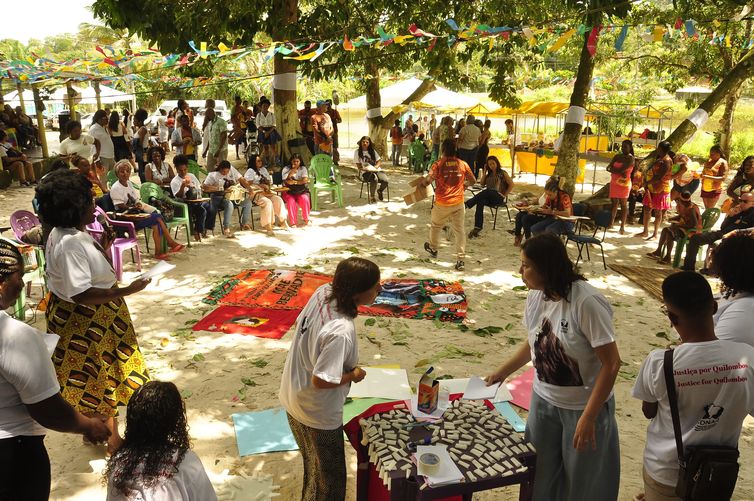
[
  {"xmin": 105, "ymin": 381, "xmax": 216, "ymax": 500},
  {"xmin": 0, "ymin": 239, "xmax": 110, "ymax": 500},
  {"xmin": 36, "ymin": 169, "xmax": 152, "ymax": 454}
]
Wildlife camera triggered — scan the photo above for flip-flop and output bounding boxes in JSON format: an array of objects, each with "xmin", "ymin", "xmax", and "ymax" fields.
[
  {"xmin": 169, "ymin": 244, "xmax": 185, "ymax": 253},
  {"xmin": 155, "ymin": 253, "xmax": 171, "ymax": 260}
]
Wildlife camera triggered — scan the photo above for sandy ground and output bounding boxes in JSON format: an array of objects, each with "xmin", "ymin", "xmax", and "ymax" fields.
[{"xmin": 2, "ymin": 149, "xmax": 753, "ymax": 501}]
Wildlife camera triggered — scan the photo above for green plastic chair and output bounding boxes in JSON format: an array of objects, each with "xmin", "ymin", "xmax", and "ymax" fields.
[
  {"xmin": 106, "ymin": 169, "xmax": 118, "ymax": 189},
  {"xmin": 308, "ymin": 154, "xmax": 343, "ymax": 210},
  {"xmin": 140, "ymin": 182, "xmax": 191, "ymax": 250},
  {"xmin": 409, "ymin": 141, "xmax": 428, "ymax": 173},
  {"xmin": 672, "ymin": 208, "xmax": 721, "ymax": 268}
]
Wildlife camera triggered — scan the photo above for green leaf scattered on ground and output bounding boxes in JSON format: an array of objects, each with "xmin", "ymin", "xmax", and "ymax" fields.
[
  {"xmin": 301, "ymin": 264, "xmax": 313, "ymax": 270},
  {"xmin": 512, "ymin": 285, "xmax": 528, "ymax": 291},
  {"xmin": 505, "ymin": 336, "xmax": 520, "ymax": 345},
  {"xmin": 191, "ymin": 353, "xmax": 205, "ymax": 362},
  {"xmin": 262, "ymin": 250, "xmax": 284, "ymax": 257},
  {"xmin": 364, "ymin": 318, "xmax": 376, "ymax": 327},
  {"xmin": 250, "ymin": 359, "xmax": 268, "ymax": 368},
  {"xmin": 415, "ymin": 358, "xmax": 431, "ymax": 368},
  {"xmin": 435, "ymin": 374, "xmax": 456, "ymax": 380},
  {"xmin": 504, "ymin": 323, "xmax": 514, "ymax": 331},
  {"xmin": 241, "ymin": 377, "xmax": 257, "ymax": 387},
  {"xmin": 180, "ymin": 390, "xmax": 193, "ymax": 399},
  {"xmin": 345, "ymin": 246, "xmax": 360, "ymax": 254},
  {"xmin": 655, "ymin": 331, "xmax": 670, "ymax": 341},
  {"xmin": 431, "ymin": 345, "xmax": 484, "ymax": 363}
]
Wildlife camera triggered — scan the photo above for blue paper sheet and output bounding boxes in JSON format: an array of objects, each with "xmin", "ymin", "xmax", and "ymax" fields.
[
  {"xmin": 494, "ymin": 401, "xmax": 527, "ymax": 432},
  {"xmin": 232, "ymin": 408, "xmax": 299, "ymax": 456}
]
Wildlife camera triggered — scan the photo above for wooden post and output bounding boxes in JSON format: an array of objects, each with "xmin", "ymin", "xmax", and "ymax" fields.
[
  {"xmin": 94, "ymin": 81, "xmax": 102, "ymax": 109},
  {"xmin": 32, "ymin": 86, "xmax": 49, "ymax": 158},
  {"xmin": 16, "ymin": 83, "xmax": 25, "ymax": 111}
]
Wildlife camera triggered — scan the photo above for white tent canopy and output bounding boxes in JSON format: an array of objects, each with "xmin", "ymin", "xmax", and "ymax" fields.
[
  {"xmin": 48, "ymin": 84, "xmax": 135, "ymax": 105},
  {"xmin": 341, "ymin": 77, "xmax": 479, "ymax": 113},
  {"xmin": 2, "ymin": 89, "xmax": 35, "ymax": 107}
]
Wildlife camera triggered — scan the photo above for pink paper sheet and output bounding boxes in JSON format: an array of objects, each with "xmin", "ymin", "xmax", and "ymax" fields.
[{"xmin": 507, "ymin": 367, "xmax": 535, "ymax": 411}]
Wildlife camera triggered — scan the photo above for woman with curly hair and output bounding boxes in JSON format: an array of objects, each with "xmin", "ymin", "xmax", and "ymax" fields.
[
  {"xmin": 486, "ymin": 234, "xmax": 621, "ymax": 501},
  {"xmin": 105, "ymin": 381, "xmax": 216, "ymax": 500},
  {"xmin": 144, "ymin": 146, "xmax": 174, "ymax": 186},
  {"xmin": 279, "ymin": 257, "xmax": 382, "ymax": 501},
  {"xmin": 37, "ymin": 169, "xmax": 152, "ymax": 454},
  {"xmin": 709, "ymin": 231, "xmax": 754, "ymax": 346}
]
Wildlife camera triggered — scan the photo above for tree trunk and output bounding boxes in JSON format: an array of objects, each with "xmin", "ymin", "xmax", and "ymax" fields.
[
  {"xmin": 553, "ymin": 18, "xmax": 600, "ymax": 196},
  {"xmin": 364, "ymin": 58, "xmax": 436, "ymax": 159},
  {"xmin": 638, "ymin": 49, "xmax": 754, "ymax": 171},
  {"xmin": 271, "ymin": 0, "xmax": 299, "ymax": 163},
  {"xmin": 718, "ymin": 85, "xmax": 742, "ymax": 160}
]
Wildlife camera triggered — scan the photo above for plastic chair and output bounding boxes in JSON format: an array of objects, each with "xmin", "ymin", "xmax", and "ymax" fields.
[
  {"xmin": 87, "ymin": 207, "xmax": 142, "ymax": 282},
  {"xmin": 140, "ymin": 182, "xmax": 191, "ymax": 249},
  {"xmin": 565, "ymin": 210, "xmax": 611, "ymax": 270},
  {"xmin": 9, "ymin": 210, "xmax": 40, "ymax": 241},
  {"xmin": 308, "ymin": 154, "xmax": 343, "ymax": 210},
  {"xmin": 106, "ymin": 169, "xmax": 118, "ymax": 188},
  {"xmin": 672, "ymin": 208, "xmax": 721, "ymax": 268},
  {"xmin": 488, "ymin": 196, "xmax": 512, "ymax": 229},
  {"xmin": 8, "ymin": 213, "xmax": 47, "ymax": 319},
  {"xmin": 409, "ymin": 141, "xmax": 428, "ymax": 173}
]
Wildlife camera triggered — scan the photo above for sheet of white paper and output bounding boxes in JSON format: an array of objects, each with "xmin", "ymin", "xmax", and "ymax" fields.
[
  {"xmin": 416, "ymin": 445, "xmax": 464, "ymax": 487},
  {"xmin": 438, "ymin": 378, "xmax": 469, "ymax": 395},
  {"xmin": 42, "ymin": 333, "xmax": 60, "ymax": 357},
  {"xmin": 461, "ymin": 376, "xmax": 500, "ymax": 400},
  {"xmin": 407, "ymin": 395, "xmax": 449, "ymax": 421},
  {"xmin": 347, "ymin": 367, "xmax": 412, "ymax": 400},
  {"xmin": 138, "ymin": 260, "xmax": 176, "ymax": 280},
  {"xmin": 494, "ymin": 384, "xmax": 513, "ymax": 403}
]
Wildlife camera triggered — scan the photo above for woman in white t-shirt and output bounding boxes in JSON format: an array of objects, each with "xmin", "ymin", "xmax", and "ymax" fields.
[
  {"xmin": 36, "ymin": 170, "xmax": 152, "ymax": 455},
  {"xmin": 709, "ymin": 231, "xmax": 754, "ymax": 346},
  {"xmin": 111, "ymin": 160, "xmax": 185, "ymax": 259},
  {"xmin": 59, "ymin": 120, "xmax": 100, "ymax": 162},
  {"xmin": 0, "ymin": 239, "xmax": 110, "ymax": 500},
  {"xmin": 245, "ymin": 154, "xmax": 288, "ymax": 236},
  {"xmin": 354, "ymin": 136, "xmax": 388, "ymax": 203},
  {"xmin": 486, "ymin": 234, "xmax": 621, "ymax": 501},
  {"xmin": 157, "ymin": 108, "xmax": 169, "ymax": 151},
  {"xmin": 281, "ymin": 154, "xmax": 311, "ymax": 227},
  {"xmin": 106, "ymin": 381, "xmax": 217, "ymax": 501},
  {"xmin": 145, "ymin": 146, "xmax": 175, "ymax": 186},
  {"xmin": 280, "ymin": 257, "xmax": 381, "ymax": 501}
]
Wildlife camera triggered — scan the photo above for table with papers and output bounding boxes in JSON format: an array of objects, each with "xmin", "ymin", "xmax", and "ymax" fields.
[{"xmin": 344, "ymin": 396, "xmax": 536, "ymax": 501}]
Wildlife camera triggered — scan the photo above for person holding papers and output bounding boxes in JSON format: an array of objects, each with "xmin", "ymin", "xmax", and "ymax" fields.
[
  {"xmin": 485, "ymin": 234, "xmax": 621, "ymax": 501},
  {"xmin": 279, "ymin": 257, "xmax": 382, "ymax": 501},
  {"xmin": 36, "ymin": 169, "xmax": 153, "ymax": 455}
]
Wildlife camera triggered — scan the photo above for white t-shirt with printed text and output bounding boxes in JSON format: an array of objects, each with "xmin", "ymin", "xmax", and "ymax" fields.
[
  {"xmin": 524, "ymin": 280, "xmax": 616, "ymax": 410},
  {"xmin": 632, "ymin": 340, "xmax": 754, "ymax": 487},
  {"xmin": 279, "ymin": 284, "xmax": 358, "ymax": 430},
  {"xmin": 203, "ymin": 166, "xmax": 243, "ymax": 191}
]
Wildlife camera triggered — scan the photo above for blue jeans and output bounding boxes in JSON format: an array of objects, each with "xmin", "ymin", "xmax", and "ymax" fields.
[
  {"xmin": 531, "ymin": 217, "xmax": 574, "ymax": 236},
  {"xmin": 211, "ymin": 195, "xmax": 252, "ymax": 229},
  {"xmin": 187, "ymin": 200, "xmax": 212, "ymax": 233},
  {"xmin": 391, "ymin": 144, "xmax": 401, "ymax": 165},
  {"xmin": 526, "ymin": 392, "xmax": 620, "ymax": 501}
]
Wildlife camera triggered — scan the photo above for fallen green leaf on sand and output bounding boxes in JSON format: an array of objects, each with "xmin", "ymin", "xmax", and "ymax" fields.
[
  {"xmin": 241, "ymin": 377, "xmax": 257, "ymax": 386},
  {"xmin": 180, "ymin": 390, "xmax": 193, "ymax": 399},
  {"xmin": 250, "ymin": 359, "xmax": 268, "ymax": 368},
  {"xmin": 192, "ymin": 353, "xmax": 205, "ymax": 362},
  {"xmin": 512, "ymin": 285, "xmax": 528, "ymax": 291},
  {"xmin": 364, "ymin": 318, "xmax": 376, "ymax": 327},
  {"xmin": 414, "ymin": 358, "xmax": 431, "ymax": 367}
]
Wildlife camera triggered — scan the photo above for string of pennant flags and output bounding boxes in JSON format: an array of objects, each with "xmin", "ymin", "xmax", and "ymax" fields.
[{"xmin": 2, "ymin": 16, "xmax": 753, "ymax": 86}]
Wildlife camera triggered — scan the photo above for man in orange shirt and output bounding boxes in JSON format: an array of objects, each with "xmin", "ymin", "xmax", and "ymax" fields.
[{"xmin": 421, "ymin": 139, "xmax": 476, "ymax": 271}]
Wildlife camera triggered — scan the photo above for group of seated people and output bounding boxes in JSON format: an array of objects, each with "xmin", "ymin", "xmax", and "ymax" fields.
[{"xmin": 34, "ymin": 149, "xmax": 317, "ymax": 260}]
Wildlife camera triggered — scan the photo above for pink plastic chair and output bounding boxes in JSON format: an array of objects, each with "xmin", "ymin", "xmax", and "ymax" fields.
[
  {"xmin": 9, "ymin": 210, "xmax": 40, "ymax": 241},
  {"xmin": 86, "ymin": 207, "xmax": 142, "ymax": 281}
]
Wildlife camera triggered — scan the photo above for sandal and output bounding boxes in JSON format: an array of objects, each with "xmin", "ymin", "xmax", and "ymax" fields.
[
  {"xmin": 241, "ymin": 224, "xmax": 252, "ymax": 231},
  {"xmin": 169, "ymin": 243, "xmax": 185, "ymax": 253},
  {"xmin": 155, "ymin": 253, "xmax": 171, "ymax": 260}
]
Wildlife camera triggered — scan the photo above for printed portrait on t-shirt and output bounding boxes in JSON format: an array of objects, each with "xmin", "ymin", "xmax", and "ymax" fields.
[{"xmin": 533, "ymin": 318, "xmax": 584, "ymax": 386}]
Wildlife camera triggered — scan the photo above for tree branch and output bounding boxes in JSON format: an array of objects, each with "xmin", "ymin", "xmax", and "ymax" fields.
[{"xmin": 612, "ymin": 54, "xmax": 692, "ymax": 72}]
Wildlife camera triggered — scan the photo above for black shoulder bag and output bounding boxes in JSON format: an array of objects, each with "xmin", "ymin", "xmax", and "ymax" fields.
[{"xmin": 663, "ymin": 349, "xmax": 740, "ymax": 501}]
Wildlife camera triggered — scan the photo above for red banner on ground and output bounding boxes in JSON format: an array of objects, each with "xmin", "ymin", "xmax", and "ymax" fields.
[
  {"xmin": 202, "ymin": 269, "xmax": 332, "ymax": 310},
  {"xmin": 192, "ymin": 306, "xmax": 300, "ymax": 339}
]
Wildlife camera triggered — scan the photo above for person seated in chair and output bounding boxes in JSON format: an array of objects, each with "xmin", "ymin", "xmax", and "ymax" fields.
[
  {"xmin": 646, "ymin": 190, "xmax": 701, "ymax": 265},
  {"xmin": 681, "ymin": 191, "xmax": 754, "ymax": 271},
  {"xmin": 201, "ymin": 160, "xmax": 253, "ymax": 237},
  {"xmin": 513, "ymin": 177, "xmax": 573, "ymax": 246},
  {"xmin": 466, "ymin": 156, "xmax": 513, "ymax": 239},
  {"xmin": 110, "ymin": 160, "xmax": 185, "ymax": 259},
  {"xmin": 145, "ymin": 146, "xmax": 174, "ymax": 187},
  {"xmin": 353, "ymin": 136, "xmax": 388, "ymax": 203},
  {"xmin": 171, "ymin": 154, "xmax": 214, "ymax": 242},
  {"xmin": 281, "ymin": 153, "xmax": 311, "ymax": 227},
  {"xmin": 0, "ymin": 129, "xmax": 36, "ymax": 186},
  {"xmin": 244, "ymin": 154, "xmax": 288, "ymax": 236}
]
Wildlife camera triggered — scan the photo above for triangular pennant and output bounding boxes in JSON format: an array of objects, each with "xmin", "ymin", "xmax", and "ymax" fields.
[{"xmin": 614, "ymin": 25, "xmax": 629, "ymax": 51}]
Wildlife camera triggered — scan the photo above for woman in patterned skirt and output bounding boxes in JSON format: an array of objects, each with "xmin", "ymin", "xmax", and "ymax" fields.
[
  {"xmin": 36, "ymin": 170, "xmax": 152, "ymax": 454},
  {"xmin": 279, "ymin": 257, "xmax": 382, "ymax": 501}
]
